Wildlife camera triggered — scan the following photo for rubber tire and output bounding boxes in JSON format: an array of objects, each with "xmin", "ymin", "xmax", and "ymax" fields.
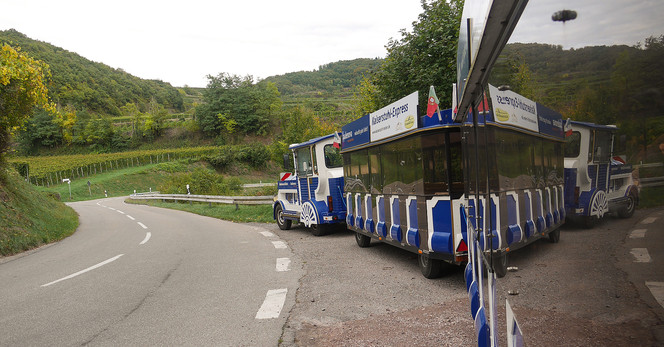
[
  {"xmin": 310, "ymin": 224, "xmax": 328, "ymax": 236},
  {"xmin": 275, "ymin": 205, "xmax": 291, "ymax": 230},
  {"xmin": 618, "ymin": 193, "xmax": 636, "ymax": 219},
  {"xmin": 582, "ymin": 216, "xmax": 597, "ymax": 229},
  {"xmin": 355, "ymin": 232, "xmax": 371, "ymax": 247},
  {"xmin": 492, "ymin": 252, "xmax": 508, "ymax": 279},
  {"xmin": 418, "ymin": 253, "xmax": 444, "ymax": 279},
  {"xmin": 548, "ymin": 228, "xmax": 560, "ymax": 243}
]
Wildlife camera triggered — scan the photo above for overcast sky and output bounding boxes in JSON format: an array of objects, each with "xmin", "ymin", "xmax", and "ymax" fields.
[
  {"xmin": 510, "ymin": 0, "xmax": 663, "ymax": 48},
  {"xmin": 1, "ymin": 0, "xmax": 423, "ymax": 87}
]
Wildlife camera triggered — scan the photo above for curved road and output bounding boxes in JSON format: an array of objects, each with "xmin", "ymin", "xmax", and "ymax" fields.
[{"xmin": 0, "ymin": 197, "xmax": 302, "ymax": 346}]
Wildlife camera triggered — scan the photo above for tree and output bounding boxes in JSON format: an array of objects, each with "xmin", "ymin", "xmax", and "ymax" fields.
[
  {"xmin": 17, "ymin": 109, "xmax": 63, "ymax": 153},
  {"xmin": 364, "ymin": 0, "xmax": 463, "ymax": 111},
  {"xmin": 0, "ymin": 43, "xmax": 53, "ymax": 156},
  {"xmin": 195, "ymin": 73, "xmax": 282, "ymax": 138}
]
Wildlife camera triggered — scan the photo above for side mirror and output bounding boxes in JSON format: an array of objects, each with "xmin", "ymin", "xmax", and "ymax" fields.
[{"xmin": 283, "ymin": 154, "xmax": 293, "ymax": 170}]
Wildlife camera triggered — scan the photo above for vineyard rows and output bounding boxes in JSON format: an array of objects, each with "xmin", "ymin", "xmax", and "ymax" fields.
[{"xmin": 8, "ymin": 147, "xmax": 218, "ymax": 187}]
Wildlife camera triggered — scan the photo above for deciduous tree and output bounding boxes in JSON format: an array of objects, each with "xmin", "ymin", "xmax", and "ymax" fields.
[{"xmin": 0, "ymin": 43, "xmax": 53, "ymax": 156}]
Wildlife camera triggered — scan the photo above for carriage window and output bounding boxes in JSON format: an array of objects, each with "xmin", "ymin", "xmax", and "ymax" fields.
[
  {"xmin": 423, "ymin": 134, "xmax": 449, "ymax": 194},
  {"xmin": 449, "ymin": 131, "xmax": 464, "ymax": 197},
  {"xmin": 324, "ymin": 144, "xmax": 342, "ymax": 168},
  {"xmin": 564, "ymin": 131, "xmax": 581, "ymax": 158},
  {"xmin": 369, "ymin": 147, "xmax": 382, "ymax": 193}
]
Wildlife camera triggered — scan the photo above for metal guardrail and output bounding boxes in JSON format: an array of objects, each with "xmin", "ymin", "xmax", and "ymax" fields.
[
  {"xmin": 639, "ymin": 176, "xmax": 664, "ymax": 188},
  {"xmin": 634, "ymin": 162, "xmax": 664, "ymax": 169},
  {"xmin": 129, "ymin": 193, "xmax": 275, "ymax": 205}
]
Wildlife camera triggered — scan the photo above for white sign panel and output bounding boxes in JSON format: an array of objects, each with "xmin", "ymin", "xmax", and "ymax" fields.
[
  {"xmin": 370, "ymin": 91, "xmax": 419, "ymax": 142},
  {"xmin": 488, "ymin": 84, "xmax": 538, "ymax": 132}
]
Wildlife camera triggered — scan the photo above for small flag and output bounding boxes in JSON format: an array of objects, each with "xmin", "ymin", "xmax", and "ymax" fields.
[
  {"xmin": 333, "ymin": 132, "xmax": 341, "ymax": 149},
  {"xmin": 564, "ymin": 118, "xmax": 573, "ymax": 137},
  {"xmin": 427, "ymin": 85, "xmax": 441, "ymax": 121}
]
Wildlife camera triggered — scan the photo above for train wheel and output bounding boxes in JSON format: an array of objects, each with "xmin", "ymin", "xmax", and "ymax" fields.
[
  {"xmin": 548, "ymin": 228, "xmax": 560, "ymax": 243},
  {"xmin": 310, "ymin": 224, "xmax": 328, "ymax": 236},
  {"xmin": 355, "ymin": 232, "xmax": 371, "ymax": 247},
  {"xmin": 418, "ymin": 253, "xmax": 443, "ymax": 279},
  {"xmin": 618, "ymin": 192, "xmax": 637, "ymax": 219},
  {"xmin": 582, "ymin": 216, "xmax": 597, "ymax": 229},
  {"xmin": 275, "ymin": 205, "xmax": 291, "ymax": 230},
  {"xmin": 492, "ymin": 252, "xmax": 508, "ymax": 278}
]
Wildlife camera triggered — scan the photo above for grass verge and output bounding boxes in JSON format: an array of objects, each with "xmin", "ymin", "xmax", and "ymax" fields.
[
  {"xmin": 0, "ymin": 166, "xmax": 78, "ymax": 256},
  {"xmin": 125, "ymin": 199, "xmax": 274, "ymax": 224},
  {"xmin": 638, "ymin": 185, "xmax": 664, "ymax": 209}
]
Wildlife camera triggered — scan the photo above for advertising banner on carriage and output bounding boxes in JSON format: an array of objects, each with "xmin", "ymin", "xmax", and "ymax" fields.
[
  {"xmin": 369, "ymin": 91, "xmax": 419, "ymax": 142},
  {"xmin": 488, "ymin": 83, "xmax": 539, "ymax": 133},
  {"xmin": 341, "ymin": 114, "xmax": 370, "ymax": 150}
]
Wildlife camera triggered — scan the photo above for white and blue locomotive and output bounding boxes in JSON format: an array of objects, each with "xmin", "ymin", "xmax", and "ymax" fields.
[{"xmin": 273, "ymin": 134, "xmax": 346, "ymax": 236}]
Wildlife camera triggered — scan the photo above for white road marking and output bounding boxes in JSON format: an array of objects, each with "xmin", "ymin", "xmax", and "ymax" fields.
[
  {"xmin": 140, "ymin": 232, "xmax": 152, "ymax": 245},
  {"xmin": 137, "ymin": 222, "xmax": 148, "ymax": 229},
  {"xmin": 642, "ymin": 217, "xmax": 657, "ymax": 224},
  {"xmin": 116, "ymin": 210, "xmax": 125, "ymax": 214},
  {"xmin": 126, "ymin": 215, "xmax": 135, "ymax": 221},
  {"xmin": 631, "ymin": 248, "xmax": 651, "ymax": 263},
  {"xmin": 260, "ymin": 231, "xmax": 275, "ymax": 237},
  {"xmin": 41, "ymin": 254, "xmax": 124, "ymax": 287},
  {"xmin": 276, "ymin": 258, "xmax": 291, "ymax": 272},
  {"xmin": 255, "ymin": 288, "xmax": 288, "ymax": 319},
  {"xmin": 629, "ymin": 229, "xmax": 647, "ymax": 238},
  {"xmin": 271, "ymin": 241, "xmax": 287, "ymax": 249},
  {"xmin": 646, "ymin": 282, "xmax": 664, "ymax": 309}
]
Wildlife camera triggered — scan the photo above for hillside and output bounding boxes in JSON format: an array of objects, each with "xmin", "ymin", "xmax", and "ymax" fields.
[
  {"xmin": 0, "ymin": 165, "xmax": 78, "ymax": 256},
  {"xmin": 0, "ymin": 29, "xmax": 184, "ymax": 116},
  {"xmin": 263, "ymin": 58, "xmax": 383, "ymax": 122}
]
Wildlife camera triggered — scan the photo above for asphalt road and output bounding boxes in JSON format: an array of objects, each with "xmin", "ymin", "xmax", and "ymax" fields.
[
  {"xmin": 2, "ymin": 199, "xmax": 662, "ymax": 346},
  {"xmin": 0, "ymin": 197, "xmax": 302, "ymax": 346}
]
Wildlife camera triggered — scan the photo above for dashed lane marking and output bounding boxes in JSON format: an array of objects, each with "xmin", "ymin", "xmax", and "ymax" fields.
[
  {"xmin": 276, "ymin": 258, "xmax": 291, "ymax": 272},
  {"xmin": 271, "ymin": 241, "xmax": 287, "ymax": 249},
  {"xmin": 116, "ymin": 210, "xmax": 125, "ymax": 214},
  {"xmin": 41, "ymin": 254, "xmax": 124, "ymax": 287},
  {"xmin": 642, "ymin": 217, "xmax": 657, "ymax": 224},
  {"xmin": 255, "ymin": 289, "xmax": 287, "ymax": 319},
  {"xmin": 646, "ymin": 282, "xmax": 664, "ymax": 309},
  {"xmin": 260, "ymin": 231, "xmax": 275, "ymax": 237},
  {"xmin": 629, "ymin": 229, "xmax": 647, "ymax": 238},
  {"xmin": 631, "ymin": 248, "xmax": 652, "ymax": 263},
  {"xmin": 137, "ymin": 222, "xmax": 148, "ymax": 229},
  {"xmin": 126, "ymin": 215, "xmax": 135, "ymax": 221},
  {"xmin": 139, "ymin": 232, "xmax": 151, "ymax": 245}
]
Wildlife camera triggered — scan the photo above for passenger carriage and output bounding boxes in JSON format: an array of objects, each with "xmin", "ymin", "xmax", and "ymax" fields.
[{"xmin": 342, "ymin": 86, "xmax": 565, "ymax": 278}]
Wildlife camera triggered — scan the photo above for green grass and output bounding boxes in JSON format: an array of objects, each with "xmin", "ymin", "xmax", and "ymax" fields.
[
  {"xmin": 37, "ymin": 163, "xmax": 168, "ymax": 201},
  {"xmin": 0, "ymin": 166, "xmax": 78, "ymax": 256},
  {"xmin": 638, "ymin": 185, "xmax": 664, "ymax": 209},
  {"xmin": 125, "ymin": 199, "xmax": 274, "ymax": 223}
]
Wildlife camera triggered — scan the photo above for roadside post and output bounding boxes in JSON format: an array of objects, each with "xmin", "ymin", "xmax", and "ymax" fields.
[{"xmin": 63, "ymin": 178, "xmax": 71, "ymax": 199}]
